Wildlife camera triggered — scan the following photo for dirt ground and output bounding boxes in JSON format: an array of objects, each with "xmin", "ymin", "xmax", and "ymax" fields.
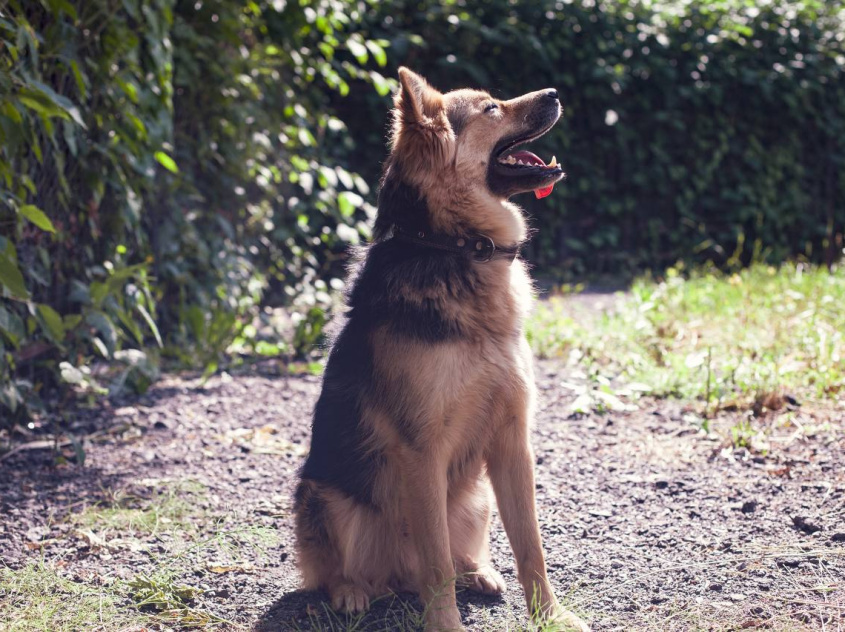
[{"xmin": 1, "ymin": 355, "xmax": 844, "ymax": 631}]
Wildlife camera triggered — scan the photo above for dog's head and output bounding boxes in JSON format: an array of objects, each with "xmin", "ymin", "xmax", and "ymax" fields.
[{"xmin": 376, "ymin": 68, "xmax": 563, "ymax": 243}]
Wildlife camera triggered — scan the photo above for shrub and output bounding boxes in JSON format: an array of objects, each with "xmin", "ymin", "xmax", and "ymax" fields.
[
  {"xmin": 352, "ymin": 0, "xmax": 845, "ymax": 275},
  {"xmin": 0, "ymin": 0, "xmax": 386, "ymax": 420}
]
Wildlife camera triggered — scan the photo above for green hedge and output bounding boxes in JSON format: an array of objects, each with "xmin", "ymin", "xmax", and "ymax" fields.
[
  {"xmin": 0, "ymin": 0, "xmax": 386, "ymax": 419},
  {"xmin": 351, "ymin": 0, "xmax": 845, "ymax": 274}
]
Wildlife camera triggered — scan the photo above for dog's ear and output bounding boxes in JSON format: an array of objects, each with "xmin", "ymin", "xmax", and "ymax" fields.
[{"xmin": 396, "ymin": 67, "xmax": 444, "ymax": 125}]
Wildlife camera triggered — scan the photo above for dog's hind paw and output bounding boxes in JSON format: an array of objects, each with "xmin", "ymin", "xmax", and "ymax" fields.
[
  {"xmin": 329, "ymin": 581, "xmax": 370, "ymax": 614},
  {"xmin": 458, "ymin": 564, "xmax": 506, "ymax": 596}
]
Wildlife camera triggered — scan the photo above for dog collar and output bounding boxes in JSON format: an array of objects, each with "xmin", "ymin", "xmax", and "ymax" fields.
[{"xmin": 391, "ymin": 225, "xmax": 520, "ymax": 263}]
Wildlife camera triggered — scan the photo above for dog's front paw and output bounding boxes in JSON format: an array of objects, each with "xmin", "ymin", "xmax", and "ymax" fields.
[
  {"xmin": 424, "ymin": 604, "xmax": 464, "ymax": 632},
  {"xmin": 536, "ymin": 600, "xmax": 590, "ymax": 632},
  {"xmin": 458, "ymin": 564, "xmax": 506, "ymax": 596},
  {"xmin": 525, "ymin": 583, "xmax": 590, "ymax": 632},
  {"xmin": 554, "ymin": 608, "xmax": 591, "ymax": 632},
  {"xmin": 329, "ymin": 581, "xmax": 370, "ymax": 614}
]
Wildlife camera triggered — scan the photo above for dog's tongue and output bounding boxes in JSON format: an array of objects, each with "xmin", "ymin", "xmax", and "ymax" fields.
[{"xmin": 508, "ymin": 150, "xmax": 556, "ymax": 199}]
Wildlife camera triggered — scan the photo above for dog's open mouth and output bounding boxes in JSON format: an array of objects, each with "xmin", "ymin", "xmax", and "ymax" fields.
[
  {"xmin": 490, "ymin": 129, "xmax": 564, "ymax": 199},
  {"xmin": 496, "ymin": 151, "xmax": 560, "ymax": 199}
]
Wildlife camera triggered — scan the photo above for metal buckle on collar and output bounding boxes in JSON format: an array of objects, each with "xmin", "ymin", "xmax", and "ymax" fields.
[{"xmin": 471, "ymin": 234, "xmax": 496, "ymax": 262}]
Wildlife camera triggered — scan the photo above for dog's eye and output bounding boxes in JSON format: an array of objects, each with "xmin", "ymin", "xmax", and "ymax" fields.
[{"xmin": 484, "ymin": 102, "xmax": 498, "ymax": 113}]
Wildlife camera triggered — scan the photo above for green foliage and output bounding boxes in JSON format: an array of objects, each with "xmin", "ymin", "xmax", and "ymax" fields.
[
  {"xmin": 0, "ymin": 0, "xmax": 386, "ymax": 421},
  {"xmin": 354, "ymin": 0, "xmax": 845, "ymax": 275},
  {"xmin": 1, "ymin": 0, "xmax": 844, "ymax": 422}
]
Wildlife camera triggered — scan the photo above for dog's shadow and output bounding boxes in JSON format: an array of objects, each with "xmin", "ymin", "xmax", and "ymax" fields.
[{"xmin": 255, "ymin": 588, "xmax": 506, "ymax": 631}]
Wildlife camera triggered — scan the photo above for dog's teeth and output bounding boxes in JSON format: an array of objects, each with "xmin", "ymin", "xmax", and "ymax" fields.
[
  {"xmin": 549, "ymin": 156, "xmax": 557, "ymax": 167},
  {"xmin": 507, "ymin": 156, "xmax": 516, "ymax": 164},
  {"xmin": 517, "ymin": 159, "xmax": 525, "ymax": 165}
]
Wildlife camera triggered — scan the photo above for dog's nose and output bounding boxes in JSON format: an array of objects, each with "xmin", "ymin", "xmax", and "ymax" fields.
[{"xmin": 545, "ymin": 89, "xmax": 559, "ymax": 101}]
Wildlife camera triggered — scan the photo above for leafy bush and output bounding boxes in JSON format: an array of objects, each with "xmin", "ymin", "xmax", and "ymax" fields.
[
  {"xmin": 0, "ymin": 0, "xmax": 386, "ymax": 421},
  {"xmin": 352, "ymin": 0, "xmax": 845, "ymax": 274}
]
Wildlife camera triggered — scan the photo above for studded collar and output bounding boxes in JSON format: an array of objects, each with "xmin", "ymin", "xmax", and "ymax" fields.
[{"xmin": 390, "ymin": 225, "xmax": 520, "ymax": 263}]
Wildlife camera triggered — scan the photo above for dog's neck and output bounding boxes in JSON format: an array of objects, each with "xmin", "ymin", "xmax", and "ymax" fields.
[{"xmin": 375, "ymin": 175, "xmax": 527, "ymax": 248}]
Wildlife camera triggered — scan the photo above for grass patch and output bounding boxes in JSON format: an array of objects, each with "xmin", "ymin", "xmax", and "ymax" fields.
[
  {"xmin": 528, "ymin": 263, "xmax": 845, "ymax": 414},
  {"xmin": 123, "ymin": 524, "xmax": 279, "ymax": 628},
  {"xmin": 0, "ymin": 559, "xmax": 151, "ymax": 632},
  {"xmin": 60, "ymin": 478, "xmax": 280, "ymax": 628},
  {"xmin": 72, "ymin": 478, "xmax": 207, "ymax": 536}
]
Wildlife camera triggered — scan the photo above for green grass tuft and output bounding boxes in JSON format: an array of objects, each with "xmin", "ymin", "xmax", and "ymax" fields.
[
  {"xmin": 71, "ymin": 479, "xmax": 207, "ymax": 536},
  {"xmin": 0, "ymin": 559, "xmax": 151, "ymax": 632},
  {"xmin": 528, "ymin": 263, "xmax": 845, "ymax": 413}
]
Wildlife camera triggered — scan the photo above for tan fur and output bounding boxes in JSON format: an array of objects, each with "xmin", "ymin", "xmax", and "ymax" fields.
[
  {"xmin": 294, "ymin": 68, "xmax": 588, "ymax": 632},
  {"xmin": 391, "ymin": 68, "xmax": 556, "ymax": 246}
]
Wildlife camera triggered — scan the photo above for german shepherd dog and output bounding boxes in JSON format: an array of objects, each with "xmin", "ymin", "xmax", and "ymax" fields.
[{"xmin": 294, "ymin": 68, "xmax": 589, "ymax": 632}]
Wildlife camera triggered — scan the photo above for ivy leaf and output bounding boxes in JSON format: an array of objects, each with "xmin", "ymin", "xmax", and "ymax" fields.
[
  {"xmin": 365, "ymin": 40, "xmax": 387, "ymax": 67},
  {"xmin": 154, "ymin": 151, "xmax": 179, "ymax": 174},
  {"xmin": 19, "ymin": 204, "xmax": 56, "ymax": 233},
  {"xmin": 0, "ymin": 251, "xmax": 29, "ymax": 299},
  {"xmin": 37, "ymin": 303, "xmax": 65, "ymax": 343},
  {"xmin": 0, "ymin": 305, "xmax": 25, "ymax": 347},
  {"xmin": 346, "ymin": 38, "xmax": 368, "ymax": 64}
]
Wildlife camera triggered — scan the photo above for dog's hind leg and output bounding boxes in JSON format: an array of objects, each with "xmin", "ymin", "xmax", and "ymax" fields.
[
  {"xmin": 449, "ymin": 476, "xmax": 506, "ymax": 596},
  {"xmin": 294, "ymin": 480, "xmax": 381, "ymax": 614},
  {"xmin": 294, "ymin": 480, "xmax": 340, "ymax": 590}
]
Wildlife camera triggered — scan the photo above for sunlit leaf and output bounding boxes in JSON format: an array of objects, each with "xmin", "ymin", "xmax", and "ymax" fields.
[
  {"xmin": 337, "ymin": 191, "xmax": 362, "ymax": 218},
  {"xmin": 154, "ymin": 151, "xmax": 179, "ymax": 173},
  {"xmin": 136, "ymin": 303, "xmax": 163, "ymax": 348},
  {"xmin": 19, "ymin": 204, "xmax": 56, "ymax": 233},
  {"xmin": 346, "ymin": 38, "xmax": 368, "ymax": 64},
  {"xmin": 59, "ymin": 361, "xmax": 84, "ymax": 384},
  {"xmin": 365, "ymin": 40, "xmax": 387, "ymax": 67}
]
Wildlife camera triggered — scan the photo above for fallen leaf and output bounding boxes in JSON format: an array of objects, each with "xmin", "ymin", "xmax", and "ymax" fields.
[
  {"xmin": 206, "ymin": 562, "xmax": 256, "ymax": 574},
  {"xmin": 74, "ymin": 528, "xmax": 108, "ymax": 550}
]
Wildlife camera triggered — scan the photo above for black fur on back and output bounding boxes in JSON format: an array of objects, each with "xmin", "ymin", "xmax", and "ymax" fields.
[
  {"xmin": 372, "ymin": 160, "xmax": 430, "ymax": 240},
  {"xmin": 299, "ymin": 169, "xmax": 483, "ymax": 505}
]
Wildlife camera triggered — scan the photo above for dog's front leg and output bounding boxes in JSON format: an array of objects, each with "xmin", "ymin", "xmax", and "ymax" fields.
[
  {"xmin": 486, "ymin": 422, "xmax": 558, "ymax": 618},
  {"xmin": 487, "ymin": 417, "xmax": 590, "ymax": 631},
  {"xmin": 401, "ymin": 450, "xmax": 464, "ymax": 632}
]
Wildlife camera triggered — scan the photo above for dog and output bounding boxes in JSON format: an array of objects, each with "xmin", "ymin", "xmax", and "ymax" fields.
[{"xmin": 293, "ymin": 68, "xmax": 589, "ymax": 632}]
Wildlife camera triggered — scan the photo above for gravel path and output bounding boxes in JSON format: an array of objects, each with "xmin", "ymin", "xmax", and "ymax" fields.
[{"xmin": 1, "ymin": 360, "xmax": 843, "ymax": 631}]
